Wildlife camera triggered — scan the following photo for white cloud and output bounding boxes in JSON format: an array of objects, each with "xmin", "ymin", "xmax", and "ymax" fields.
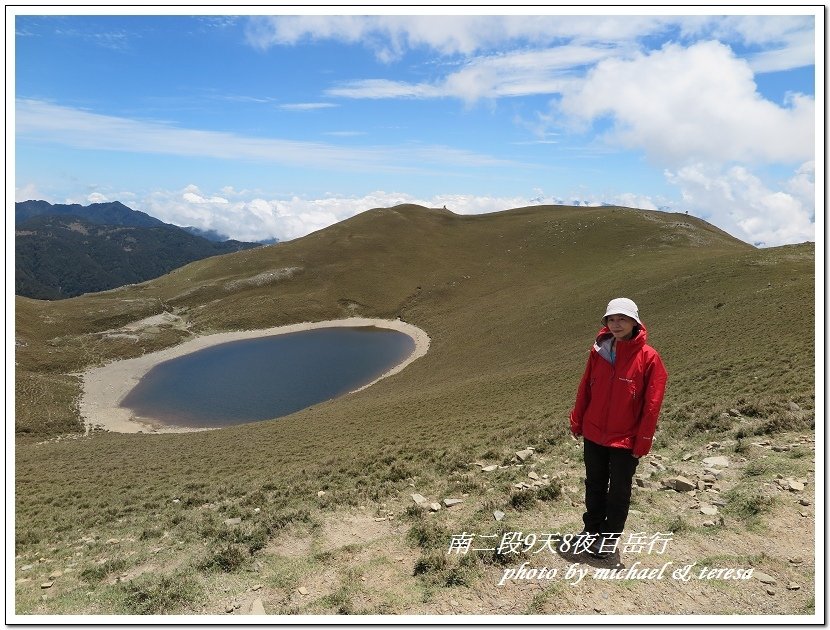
[
  {"xmin": 556, "ymin": 41, "xmax": 814, "ymax": 167},
  {"xmin": 136, "ymin": 187, "xmax": 669, "ymax": 243},
  {"xmin": 327, "ymin": 79, "xmax": 442, "ymax": 99},
  {"xmin": 181, "ymin": 185, "xmax": 229, "ymax": 205},
  {"xmin": 666, "ymin": 163, "xmax": 814, "ymax": 246},
  {"xmin": 245, "ymin": 14, "xmax": 815, "ymax": 74},
  {"xmin": 87, "ymin": 192, "xmax": 109, "ymax": 203},
  {"xmin": 15, "ymin": 99, "xmax": 517, "ymax": 173},
  {"xmin": 15, "ymin": 183, "xmax": 45, "ymax": 202},
  {"xmin": 748, "ymin": 35, "xmax": 814, "ymax": 74},
  {"xmin": 278, "ymin": 102, "xmax": 338, "ymax": 111},
  {"xmin": 612, "ymin": 193, "xmax": 659, "ymax": 211},
  {"xmin": 327, "ymin": 45, "xmax": 621, "ymax": 102},
  {"xmin": 679, "ymin": 15, "xmax": 815, "ymax": 73},
  {"xmin": 245, "ymin": 15, "xmax": 679, "ymax": 60}
]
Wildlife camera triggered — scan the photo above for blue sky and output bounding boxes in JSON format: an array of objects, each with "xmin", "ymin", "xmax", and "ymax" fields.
[{"xmin": 11, "ymin": 9, "xmax": 819, "ymax": 246}]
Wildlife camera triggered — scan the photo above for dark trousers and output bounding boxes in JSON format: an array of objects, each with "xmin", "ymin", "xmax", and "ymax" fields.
[{"xmin": 582, "ymin": 438, "xmax": 639, "ymax": 536}]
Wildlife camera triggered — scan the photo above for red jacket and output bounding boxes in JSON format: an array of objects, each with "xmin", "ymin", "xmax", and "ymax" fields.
[{"xmin": 569, "ymin": 323, "xmax": 668, "ymax": 457}]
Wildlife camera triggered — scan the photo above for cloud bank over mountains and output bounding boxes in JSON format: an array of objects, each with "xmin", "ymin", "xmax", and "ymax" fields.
[{"xmin": 15, "ymin": 12, "xmax": 817, "ymax": 247}]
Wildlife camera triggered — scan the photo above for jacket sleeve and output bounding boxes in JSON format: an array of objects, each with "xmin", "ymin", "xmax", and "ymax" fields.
[
  {"xmin": 569, "ymin": 353, "xmax": 593, "ymax": 436},
  {"xmin": 632, "ymin": 351, "xmax": 668, "ymax": 457}
]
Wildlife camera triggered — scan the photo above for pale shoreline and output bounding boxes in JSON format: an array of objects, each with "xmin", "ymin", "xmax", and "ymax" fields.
[{"xmin": 78, "ymin": 318, "xmax": 431, "ymax": 434}]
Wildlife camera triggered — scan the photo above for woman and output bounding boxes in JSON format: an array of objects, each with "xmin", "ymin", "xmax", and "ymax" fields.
[{"xmin": 569, "ymin": 298, "xmax": 668, "ymax": 559}]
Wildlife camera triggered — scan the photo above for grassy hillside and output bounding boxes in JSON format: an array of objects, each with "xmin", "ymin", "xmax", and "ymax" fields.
[{"xmin": 13, "ymin": 205, "xmax": 815, "ymax": 616}]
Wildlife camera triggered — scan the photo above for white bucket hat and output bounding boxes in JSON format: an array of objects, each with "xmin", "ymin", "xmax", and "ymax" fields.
[{"xmin": 602, "ymin": 297, "xmax": 641, "ymax": 325}]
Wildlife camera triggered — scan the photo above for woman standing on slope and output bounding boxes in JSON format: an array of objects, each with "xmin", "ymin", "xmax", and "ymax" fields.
[{"xmin": 568, "ymin": 298, "xmax": 668, "ymax": 559}]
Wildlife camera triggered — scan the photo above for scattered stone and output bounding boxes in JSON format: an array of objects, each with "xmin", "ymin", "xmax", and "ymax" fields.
[
  {"xmin": 728, "ymin": 409, "xmax": 741, "ymax": 418},
  {"xmin": 515, "ymin": 449, "xmax": 534, "ymax": 462},
  {"xmin": 40, "ymin": 582, "xmax": 54, "ymax": 589},
  {"xmin": 702, "ymin": 456, "xmax": 730, "ymax": 468},
  {"xmin": 665, "ymin": 476, "xmax": 697, "ymax": 492},
  {"xmin": 788, "ymin": 556, "xmax": 804, "ymax": 565},
  {"xmin": 777, "ymin": 478, "xmax": 805, "ymax": 492},
  {"xmin": 443, "ymin": 498, "xmax": 464, "ymax": 507},
  {"xmin": 317, "ymin": 491, "xmax": 326, "ymax": 497},
  {"xmin": 700, "ymin": 504, "xmax": 719, "ymax": 516},
  {"xmin": 481, "ymin": 465, "xmax": 499, "ymax": 473},
  {"xmin": 252, "ymin": 584, "xmax": 263, "ymax": 591},
  {"xmin": 702, "ymin": 520, "xmax": 715, "ymax": 527},
  {"xmin": 754, "ymin": 571, "xmax": 776, "ymax": 585},
  {"xmin": 493, "ymin": 510, "xmax": 506, "ymax": 522},
  {"xmin": 105, "ymin": 539, "xmax": 120, "ymax": 545},
  {"xmin": 429, "ymin": 502, "xmax": 442, "ymax": 512},
  {"xmin": 528, "ymin": 471, "xmax": 540, "ymax": 481},
  {"xmin": 681, "ymin": 453, "xmax": 693, "ymax": 461},
  {"xmin": 20, "ymin": 564, "xmax": 33, "ymax": 571},
  {"xmin": 225, "ymin": 604, "xmax": 235, "ymax": 614},
  {"xmin": 373, "ymin": 517, "xmax": 386, "ymax": 522},
  {"xmin": 411, "ymin": 493, "xmax": 428, "ymax": 505},
  {"xmin": 787, "ymin": 582, "xmax": 801, "ymax": 591},
  {"xmin": 766, "ymin": 588, "xmax": 776, "ymax": 596},
  {"xmin": 172, "ymin": 498, "xmax": 180, "ymax": 504},
  {"xmin": 696, "ymin": 480, "xmax": 706, "ymax": 491},
  {"xmin": 48, "ymin": 571, "xmax": 62, "ymax": 580},
  {"xmin": 800, "ymin": 511, "xmax": 810, "ymax": 518},
  {"xmin": 298, "ymin": 586, "xmax": 309, "ymax": 596},
  {"xmin": 249, "ymin": 598, "xmax": 266, "ymax": 615},
  {"xmin": 772, "ymin": 445, "xmax": 791, "ymax": 452},
  {"xmin": 223, "ymin": 518, "xmax": 242, "ymax": 526},
  {"xmin": 788, "ymin": 402, "xmax": 801, "ymax": 412}
]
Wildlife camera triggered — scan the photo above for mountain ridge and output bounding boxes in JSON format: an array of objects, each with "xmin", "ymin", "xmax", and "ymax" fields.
[{"xmin": 14, "ymin": 201, "xmax": 262, "ymax": 300}]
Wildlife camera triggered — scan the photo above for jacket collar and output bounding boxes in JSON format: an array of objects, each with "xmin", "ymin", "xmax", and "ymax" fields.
[{"xmin": 593, "ymin": 323, "xmax": 647, "ymax": 362}]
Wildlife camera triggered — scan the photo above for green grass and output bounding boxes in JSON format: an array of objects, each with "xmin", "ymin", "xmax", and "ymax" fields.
[{"xmin": 13, "ymin": 204, "xmax": 815, "ymax": 614}]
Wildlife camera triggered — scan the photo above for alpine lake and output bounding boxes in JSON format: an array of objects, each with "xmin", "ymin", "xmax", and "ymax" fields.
[{"xmin": 119, "ymin": 326, "xmax": 416, "ymax": 428}]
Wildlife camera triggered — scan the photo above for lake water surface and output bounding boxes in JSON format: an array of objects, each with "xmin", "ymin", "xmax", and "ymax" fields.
[{"xmin": 119, "ymin": 326, "xmax": 415, "ymax": 428}]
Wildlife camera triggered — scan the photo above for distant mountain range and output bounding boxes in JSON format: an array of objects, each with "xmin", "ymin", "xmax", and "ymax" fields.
[{"xmin": 15, "ymin": 200, "xmax": 264, "ymax": 300}]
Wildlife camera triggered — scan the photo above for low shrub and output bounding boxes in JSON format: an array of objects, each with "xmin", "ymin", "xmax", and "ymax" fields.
[
  {"xmin": 119, "ymin": 570, "xmax": 203, "ymax": 614},
  {"xmin": 723, "ymin": 486, "xmax": 776, "ymax": 523},
  {"xmin": 198, "ymin": 543, "xmax": 250, "ymax": 573},
  {"xmin": 509, "ymin": 490, "xmax": 537, "ymax": 511},
  {"xmin": 535, "ymin": 481, "xmax": 562, "ymax": 502},
  {"xmin": 81, "ymin": 558, "xmax": 128, "ymax": 583},
  {"xmin": 413, "ymin": 551, "xmax": 448, "ymax": 576},
  {"xmin": 407, "ymin": 520, "xmax": 452, "ymax": 552}
]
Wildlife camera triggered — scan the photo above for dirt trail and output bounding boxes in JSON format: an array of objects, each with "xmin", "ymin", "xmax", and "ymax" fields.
[{"xmin": 223, "ymin": 432, "xmax": 816, "ymax": 617}]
